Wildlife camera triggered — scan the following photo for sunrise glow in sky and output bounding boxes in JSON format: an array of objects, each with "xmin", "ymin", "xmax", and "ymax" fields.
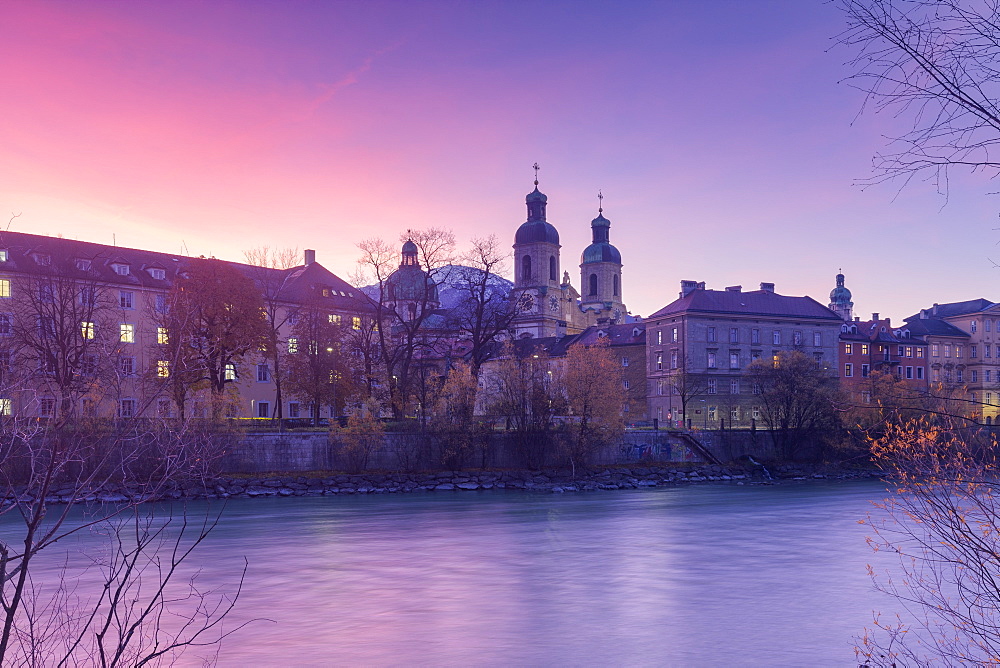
[{"xmin": 1, "ymin": 0, "xmax": 996, "ymax": 322}]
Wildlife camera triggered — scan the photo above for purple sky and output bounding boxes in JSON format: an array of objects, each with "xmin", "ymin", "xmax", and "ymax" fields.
[{"xmin": 1, "ymin": 0, "xmax": 996, "ymax": 323}]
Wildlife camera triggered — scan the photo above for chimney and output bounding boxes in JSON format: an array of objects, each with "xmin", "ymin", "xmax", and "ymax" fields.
[
  {"xmin": 680, "ymin": 280, "xmax": 701, "ymax": 298},
  {"xmin": 760, "ymin": 282, "xmax": 775, "ymax": 293},
  {"xmin": 304, "ymin": 249, "xmax": 316, "ymax": 266},
  {"xmin": 725, "ymin": 285, "xmax": 742, "ymax": 293},
  {"xmin": 872, "ymin": 312, "xmax": 879, "ymax": 321},
  {"xmin": 854, "ymin": 316, "xmax": 860, "ymax": 322}
]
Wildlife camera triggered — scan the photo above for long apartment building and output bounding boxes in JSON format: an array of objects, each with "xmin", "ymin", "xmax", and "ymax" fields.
[{"xmin": 0, "ymin": 231, "xmax": 374, "ymax": 420}]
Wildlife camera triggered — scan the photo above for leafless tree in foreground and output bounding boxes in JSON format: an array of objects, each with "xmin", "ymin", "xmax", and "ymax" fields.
[
  {"xmin": 858, "ymin": 420, "xmax": 1000, "ymax": 666},
  {"xmin": 0, "ymin": 416, "xmax": 248, "ymax": 666},
  {"xmin": 837, "ymin": 0, "xmax": 1000, "ymax": 196}
]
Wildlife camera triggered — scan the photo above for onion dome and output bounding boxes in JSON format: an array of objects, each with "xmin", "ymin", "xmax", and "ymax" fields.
[
  {"xmin": 386, "ymin": 240, "xmax": 438, "ymax": 302},
  {"xmin": 581, "ymin": 212, "xmax": 622, "ymax": 264},
  {"xmin": 515, "ymin": 184, "xmax": 559, "ymax": 245},
  {"xmin": 829, "ymin": 272, "xmax": 852, "ymax": 305}
]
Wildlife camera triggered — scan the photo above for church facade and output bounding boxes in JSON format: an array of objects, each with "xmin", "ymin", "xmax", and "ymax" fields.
[{"xmin": 510, "ymin": 178, "xmax": 628, "ymax": 338}]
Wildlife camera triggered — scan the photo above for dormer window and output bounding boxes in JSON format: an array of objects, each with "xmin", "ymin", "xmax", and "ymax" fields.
[
  {"xmin": 75, "ymin": 258, "xmax": 91, "ymax": 271},
  {"xmin": 33, "ymin": 253, "xmax": 50, "ymax": 266},
  {"xmin": 632, "ymin": 327, "xmax": 641, "ymax": 337},
  {"xmin": 0, "ymin": 250, "xmax": 8, "ymax": 262},
  {"xmin": 148, "ymin": 267, "xmax": 165, "ymax": 280},
  {"xmin": 111, "ymin": 263, "xmax": 130, "ymax": 276}
]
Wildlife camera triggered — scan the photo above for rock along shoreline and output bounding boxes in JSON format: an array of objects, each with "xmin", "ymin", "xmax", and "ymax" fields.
[{"xmin": 18, "ymin": 463, "xmax": 884, "ymax": 505}]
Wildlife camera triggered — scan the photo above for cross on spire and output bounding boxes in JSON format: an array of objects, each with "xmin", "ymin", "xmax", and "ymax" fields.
[
  {"xmin": 598, "ymin": 190, "xmax": 604, "ymax": 214},
  {"xmin": 532, "ymin": 162, "xmax": 540, "ymax": 186}
]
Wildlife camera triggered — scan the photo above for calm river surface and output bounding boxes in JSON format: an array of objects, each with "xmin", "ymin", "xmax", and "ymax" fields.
[{"xmin": 22, "ymin": 479, "xmax": 898, "ymax": 666}]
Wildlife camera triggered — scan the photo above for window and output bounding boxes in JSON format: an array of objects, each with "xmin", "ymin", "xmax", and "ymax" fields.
[
  {"xmin": 956, "ymin": 346, "xmax": 963, "ymax": 359},
  {"xmin": 751, "ymin": 350, "xmax": 761, "ymax": 361},
  {"xmin": 80, "ymin": 355, "xmax": 96, "ymax": 376},
  {"xmin": 813, "ymin": 332, "xmax": 822, "ymax": 347},
  {"xmin": 120, "ymin": 323, "xmax": 134, "ymax": 343},
  {"xmin": 905, "ymin": 346, "xmax": 913, "ymax": 358},
  {"xmin": 655, "ymin": 352, "xmax": 663, "ymax": 371},
  {"xmin": 156, "ymin": 360, "xmax": 170, "ymax": 378},
  {"xmin": 288, "ymin": 402, "xmax": 300, "ymax": 419},
  {"xmin": 0, "ymin": 279, "xmax": 9, "ymax": 298},
  {"xmin": 257, "ymin": 363, "xmax": 270, "ymax": 382},
  {"xmin": 972, "ymin": 345, "xmax": 979, "ymax": 358},
  {"xmin": 729, "ymin": 328, "xmax": 738, "ymax": 344},
  {"xmin": 79, "ymin": 286, "xmax": 96, "ymax": 307},
  {"xmin": 862, "ymin": 391, "xmax": 872, "ymax": 404},
  {"xmin": 550, "ymin": 256, "xmax": 558, "ymax": 282},
  {"xmin": 119, "ymin": 291, "xmax": 134, "ymax": 309},
  {"xmin": 772, "ymin": 330, "xmax": 780, "ymax": 345},
  {"xmin": 119, "ymin": 399, "xmax": 136, "ymax": 418},
  {"xmin": 157, "ymin": 399, "xmax": 172, "ymax": 418},
  {"xmin": 225, "ymin": 363, "xmax": 237, "ymax": 381},
  {"xmin": 656, "ymin": 379, "xmax": 664, "ymax": 396},
  {"xmin": 932, "ymin": 368, "xmax": 940, "ymax": 382},
  {"xmin": 111, "ymin": 263, "xmax": 129, "ymax": 276},
  {"xmin": 157, "ymin": 327, "xmax": 168, "ymax": 344},
  {"xmin": 708, "ymin": 406, "xmax": 717, "ymax": 421},
  {"xmin": 288, "ymin": 338, "xmax": 298, "ymax": 354},
  {"xmin": 793, "ymin": 331, "xmax": 803, "ymax": 346},
  {"xmin": 33, "ymin": 253, "xmax": 50, "ymax": 266},
  {"xmin": 844, "ymin": 363, "xmax": 853, "ymax": 377},
  {"xmin": 670, "ymin": 350, "xmax": 678, "ymax": 369},
  {"xmin": 707, "ymin": 327, "xmax": 716, "ymax": 343},
  {"xmin": 988, "ymin": 370, "xmax": 993, "ymax": 382},
  {"xmin": 0, "ymin": 250, "xmax": 7, "ymax": 262},
  {"xmin": 972, "ymin": 320, "xmax": 979, "ymax": 333},
  {"xmin": 623, "ymin": 379, "xmax": 630, "ymax": 390},
  {"xmin": 896, "ymin": 366, "xmax": 903, "ymax": 376},
  {"xmin": 0, "ymin": 398, "xmax": 10, "ymax": 416},
  {"xmin": 945, "ymin": 345, "xmax": 952, "ymax": 358},
  {"xmin": 932, "ymin": 344, "xmax": 940, "ymax": 357},
  {"xmin": 621, "ymin": 356, "xmax": 629, "ymax": 367},
  {"xmin": 990, "ymin": 320, "xmax": 994, "ymax": 332},
  {"xmin": 916, "ymin": 347, "xmax": 925, "ymax": 359},
  {"xmin": 906, "ymin": 366, "xmax": 913, "ymax": 379},
  {"xmin": 814, "ymin": 352, "xmax": 823, "ymax": 364},
  {"xmin": 656, "ymin": 330, "xmax": 662, "ymax": 345},
  {"xmin": 958, "ymin": 369, "xmax": 965, "ymax": 383},
  {"xmin": 730, "ymin": 379, "xmax": 740, "ymax": 394},
  {"xmin": 671, "ymin": 327, "xmax": 678, "ymax": 343},
  {"xmin": 119, "ymin": 356, "xmax": 135, "ymax": 376},
  {"xmin": 751, "ymin": 328, "xmax": 760, "ymax": 344},
  {"xmin": 861, "ymin": 344, "xmax": 869, "ymax": 355},
  {"xmin": 844, "ymin": 343, "xmax": 853, "ymax": 355},
  {"xmin": 729, "ymin": 352, "xmax": 740, "ymax": 369},
  {"xmin": 257, "ymin": 402, "xmax": 270, "ymax": 418},
  {"xmin": 148, "ymin": 267, "xmax": 165, "ymax": 280},
  {"xmin": 897, "ymin": 345, "xmax": 904, "ymax": 356},
  {"xmin": 861, "ymin": 364, "xmax": 870, "ymax": 378},
  {"xmin": 588, "ymin": 273, "xmax": 597, "ymax": 296},
  {"xmin": 155, "ymin": 294, "xmax": 168, "ymax": 313},
  {"xmin": 707, "ymin": 379, "xmax": 717, "ymax": 394},
  {"xmin": 81, "ymin": 321, "xmax": 94, "ymax": 339},
  {"xmin": 38, "ymin": 284, "xmax": 53, "ymax": 303},
  {"xmin": 752, "ymin": 406, "xmax": 761, "ymax": 420},
  {"xmin": 989, "ymin": 392, "xmax": 995, "ymax": 405},
  {"xmin": 707, "ymin": 351, "xmax": 717, "ymax": 369},
  {"xmin": 39, "ymin": 396, "xmax": 55, "ymax": 417},
  {"xmin": 916, "ymin": 367, "xmax": 924, "ymax": 380},
  {"xmin": 972, "ymin": 370, "xmax": 979, "ymax": 383},
  {"xmin": 352, "ymin": 316, "xmax": 361, "ymax": 330},
  {"xmin": 752, "ymin": 382, "xmax": 762, "ymax": 395},
  {"xmin": 328, "ymin": 314, "xmax": 341, "ymax": 325}
]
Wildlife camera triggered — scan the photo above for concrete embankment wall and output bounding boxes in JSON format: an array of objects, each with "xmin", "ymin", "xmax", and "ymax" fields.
[{"xmin": 219, "ymin": 429, "xmax": 781, "ymax": 474}]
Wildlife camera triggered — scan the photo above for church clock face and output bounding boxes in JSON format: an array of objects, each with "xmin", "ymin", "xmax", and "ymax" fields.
[
  {"xmin": 549, "ymin": 296, "xmax": 559, "ymax": 313},
  {"xmin": 518, "ymin": 292, "xmax": 535, "ymax": 313}
]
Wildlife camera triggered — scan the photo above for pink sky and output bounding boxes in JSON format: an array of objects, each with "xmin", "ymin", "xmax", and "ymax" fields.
[{"xmin": 1, "ymin": 0, "xmax": 996, "ymax": 322}]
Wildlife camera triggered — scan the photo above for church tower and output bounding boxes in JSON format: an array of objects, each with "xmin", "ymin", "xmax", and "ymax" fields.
[
  {"xmin": 512, "ymin": 165, "xmax": 565, "ymax": 338},
  {"xmin": 828, "ymin": 271, "xmax": 853, "ymax": 321},
  {"xmin": 579, "ymin": 193, "xmax": 626, "ymax": 325}
]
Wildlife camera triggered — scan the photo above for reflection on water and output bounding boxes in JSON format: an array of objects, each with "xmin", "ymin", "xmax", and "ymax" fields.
[{"xmin": 16, "ymin": 480, "xmax": 893, "ymax": 666}]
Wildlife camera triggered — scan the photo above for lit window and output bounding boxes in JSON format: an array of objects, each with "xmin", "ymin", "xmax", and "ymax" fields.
[
  {"xmin": 328, "ymin": 314, "xmax": 341, "ymax": 324},
  {"xmin": 157, "ymin": 327, "xmax": 168, "ymax": 344},
  {"xmin": 861, "ymin": 344, "xmax": 869, "ymax": 355},
  {"xmin": 352, "ymin": 316, "xmax": 361, "ymax": 330},
  {"xmin": 0, "ymin": 398, "xmax": 10, "ymax": 416},
  {"xmin": 157, "ymin": 360, "xmax": 170, "ymax": 378},
  {"xmin": 288, "ymin": 338, "xmax": 298, "ymax": 354},
  {"xmin": 120, "ymin": 323, "xmax": 134, "ymax": 343},
  {"xmin": 671, "ymin": 327, "xmax": 678, "ymax": 343},
  {"xmin": 844, "ymin": 363, "xmax": 853, "ymax": 377},
  {"xmin": 916, "ymin": 348, "xmax": 925, "ymax": 358},
  {"xmin": 945, "ymin": 345, "xmax": 952, "ymax": 358},
  {"xmin": 0, "ymin": 279, "xmax": 9, "ymax": 298},
  {"xmin": 905, "ymin": 346, "xmax": 913, "ymax": 357},
  {"xmin": 844, "ymin": 343, "xmax": 853, "ymax": 355},
  {"xmin": 119, "ymin": 291, "xmax": 134, "ymax": 309},
  {"xmin": 656, "ymin": 352, "xmax": 663, "ymax": 370},
  {"xmin": 932, "ymin": 344, "xmax": 939, "ymax": 357},
  {"xmin": 81, "ymin": 321, "xmax": 95, "ymax": 339},
  {"xmin": 225, "ymin": 363, "xmax": 236, "ymax": 381}
]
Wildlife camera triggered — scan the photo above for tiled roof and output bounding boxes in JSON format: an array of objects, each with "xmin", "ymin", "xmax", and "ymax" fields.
[
  {"xmin": 649, "ymin": 288, "xmax": 841, "ymax": 321},
  {"xmin": 904, "ymin": 318, "xmax": 970, "ymax": 339},
  {"xmin": 573, "ymin": 323, "xmax": 646, "ymax": 347},
  {"xmin": 0, "ymin": 230, "xmax": 374, "ymax": 313},
  {"xmin": 908, "ymin": 298, "xmax": 996, "ymax": 320}
]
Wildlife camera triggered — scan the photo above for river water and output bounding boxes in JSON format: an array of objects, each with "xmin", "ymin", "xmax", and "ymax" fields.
[{"xmin": 15, "ymin": 480, "xmax": 896, "ymax": 666}]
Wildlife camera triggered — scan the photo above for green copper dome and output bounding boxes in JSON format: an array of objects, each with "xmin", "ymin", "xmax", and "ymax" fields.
[
  {"xmin": 581, "ymin": 212, "xmax": 621, "ymax": 264},
  {"xmin": 829, "ymin": 272, "xmax": 852, "ymax": 304}
]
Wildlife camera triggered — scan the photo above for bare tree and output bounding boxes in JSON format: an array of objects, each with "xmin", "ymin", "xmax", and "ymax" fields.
[
  {"xmin": 355, "ymin": 229, "xmax": 456, "ymax": 418},
  {"xmin": 563, "ymin": 340, "xmax": 626, "ymax": 476},
  {"xmin": 243, "ymin": 246, "xmax": 299, "ymax": 421},
  {"xmin": 445, "ymin": 235, "xmax": 515, "ymax": 377},
  {"xmin": 858, "ymin": 420, "xmax": 1000, "ymax": 666},
  {"xmin": 284, "ymin": 299, "xmax": 357, "ymax": 425},
  {"xmin": 0, "ymin": 410, "xmax": 246, "ymax": 664},
  {"xmin": 666, "ymin": 361, "xmax": 711, "ymax": 429},
  {"xmin": 837, "ymin": 0, "xmax": 1000, "ymax": 194}
]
